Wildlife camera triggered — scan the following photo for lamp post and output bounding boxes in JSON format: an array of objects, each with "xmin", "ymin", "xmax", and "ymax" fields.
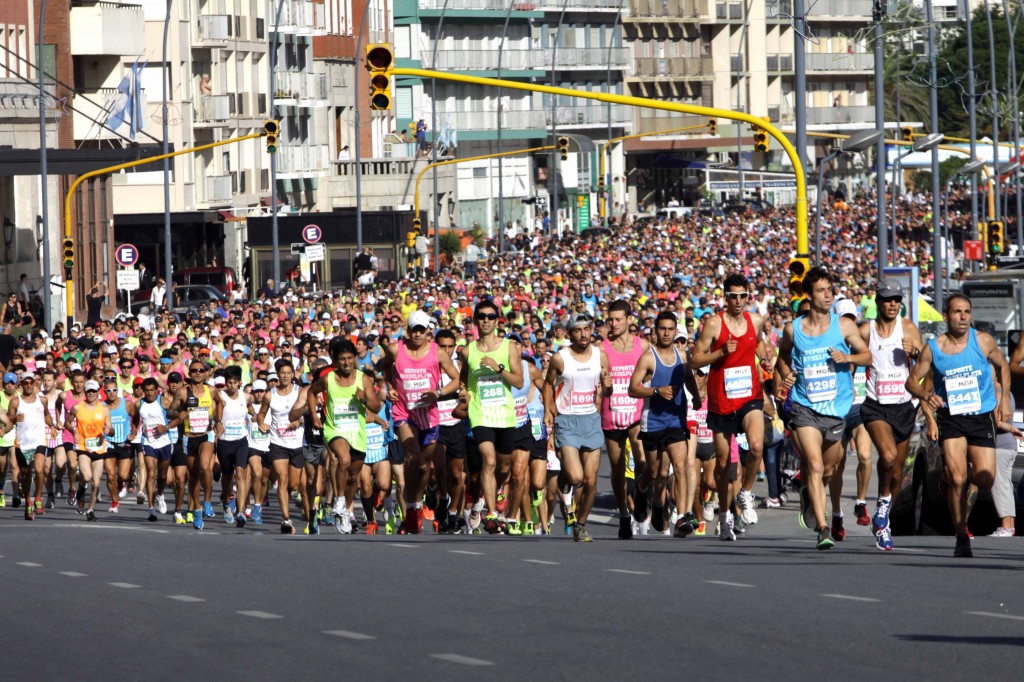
[
  {"xmin": 926, "ymin": 0, "xmax": 943, "ymax": 311},
  {"xmin": 983, "ymin": 0, "xmax": 1001, "ymax": 220},
  {"xmin": 162, "ymin": 0, "xmax": 173, "ymax": 308},
  {"xmin": 495, "ymin": 0, "xmax": 517, "ymax": 251},
  {"xmin": 873, "ymin": 0, "xmax": 888, "ymax": 278},
  {"xmin": 889, "ymin": 133, "xmax": 944, "ymax": 254},
  {"xmin": 37, "ymin": 0, "xmax": 52, "ymax": 331},
  {"xmin": 549, "ymin": 0, "xmax": 569, "ymax": 236},
  {"xmin": 604, "ymin": 0, "xmax": 624, "ymax": 225},
  {"xmin": 269, "ymin": 0, "xmax": 285, "ymax": 289},
  {"xmin": 965, "ymin": 0, "xmax": 980, "ymax": 251},
  {"xmin": 1000, "ymin": 0, "xmax": 1021, "ymax": 245},
  {"xmin": 354, "ymin": 0, "xmax": 372, "ymax": 254},
  {"xmin": 815, "ymin": 129, "xmax": 883, "ymax": 266}
]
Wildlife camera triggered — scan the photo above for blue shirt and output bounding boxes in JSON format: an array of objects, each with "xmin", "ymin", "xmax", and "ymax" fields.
[
  {"xmin": 791, "ymin": 313, "xmax": 854, "ymax": 418},
  {"xmin": 929, "ymin": 328, "xmax": 997, "ymax": 416}
]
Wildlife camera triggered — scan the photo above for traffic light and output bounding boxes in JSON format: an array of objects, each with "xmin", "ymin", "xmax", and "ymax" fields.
[
  {"xmin": 987, "ymin": 220, "xmax": 1004, "ymax": 254},
  {"xmin": 753, "ymin": 128, "xmax": 769, "ymax": 153},
  {"xmin": 597, "ymin": 176, "xmax": 606, "ymax": 192},
  {"xmin": 708, "ymin": 118, "xmax": 717, "ymax": 135},
  {"xmin": 901, "ymin": 126, "xmax": 913, "ymax": 142},
  {"xmin": 558, "ymin": 136, "xmax": 569, "ymax": 161},
  {"xmin": 788, "ymin": 256, "xmax": 810, "ymax": 309},
  {"xmin": 406, "ymin": 229, "xmax": 417, "ymax": 248},
  {"xmin": 264, "ymin": 119, "xmax": 279, "ymax": 154},
  {"xmin": 63, "ymin": 237, "xmax": 74, "ymax": 271},
  {"xmin": 366, "ymin": 44, "xmax": 393, "ymax": 110},
  {"xmin": 412, "ymin": 218, "xmax": 422, "ymax": 233}
]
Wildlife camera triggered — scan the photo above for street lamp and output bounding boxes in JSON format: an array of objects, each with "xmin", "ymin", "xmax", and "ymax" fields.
[{"xmin": 814, "ymin": 129, "xmax": 884, "ymax": 265}]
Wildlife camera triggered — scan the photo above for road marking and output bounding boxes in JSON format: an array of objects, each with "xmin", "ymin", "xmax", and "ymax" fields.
[
  {"xmin": 606, "ymin": 569, "xmax": 651, "ymax": 576},
  {"xmin": 48, "ymin": 524, "xmax": 169, "ymax": 534},
  {"xmin": 430, "ymin": 654, "xmax": 494, "ymax": 667},
  {"xmin": 238, "ymin": 610, "xmax": 282, "ymax": 619},
  {"xmin": 896, "ymin": 547, "xmax": 927, "ymax": 553},
  {"xmin": 167, "ymin": 595, "xmax": 206, "ymax": 603},
  {"xmin": 389, "ymin": 543, "xmax": 417, "ymax": 548},
  {"xmin": 108, "ymin": 582, "xmax": 141, "ymax": 589},
  {"xmin": 59, "ymin": 571, "xmax": 88, "ymax": 577},
  {"xmin": 16, "ymin": 562, "xmax": 42, "ymax": 567},
  {"xmin": 522, "ymin": 559, "xmax": 560, "ymax": 565},
  {"xmin": 588, "ymin": 513, "xmax": 613, "ymax": 524},
  {"xmin": 323, "ymin": 630, "xmax": 376, "ymax": 641},
  {"xmin": 821, "ymin": 593, "xmax": 881, "ymax": 603},
  {"xmin": 705, "ymin": 580, "xmax": 755, "ymax": 588},
  {"xmin": 965, "ymin": 611, "xmax": 1024, "ymax": 622},
  {"xmin": 449, "ymin": 550, "xmax": 484, "ymax": 556}
]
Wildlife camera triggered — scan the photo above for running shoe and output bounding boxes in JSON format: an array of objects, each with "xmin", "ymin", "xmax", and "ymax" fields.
[
  {"xmin": 719, "ymin": 513, "xmax": 736, "ymax": 541},
  {"xmin": 24, "ymin": 505, "xmax": 34, "ymax": 520},
  {"xmin": 385, "ymin": 513, "xmax": 396, "ymax": 535},
  {"xmin": 86, "ymin": 509, "xmax": 97, "ymax": 522},
  {"xmin": 576, "ymin": 524, "xmax": 593, "ymax": 542},
  {"xmin": 734, "ymin": 515, "xmax": 747, "ymax": 535},
  {"xmin": 524, "ymin": 520, "xmax": 535, "ymax": 535},
  {"xmin": 223, "ymin": 504, "xmax": 234, "ymax": 526},
  {"xmin": 631, "ymin": 484, "xmax": 650, "ymax": 523},
  {"xmin": 236, "ymin": 512, "xmax": 246, "ymax": 529},
  {"xmin": 174, "ymin": 511, "xmax": 186, "ymax": 525},
  {"xmin": 109, "ymin": 500, "xmax": 119, "ymax": 514},
  {"xmin": 815, "ymin": 526, "xmax": 835, "ymax": 551},
  {"xmin": 0, "ymin": 491, "xmax": 4, "ymax": 507},
  {"xmin": 155, "ymin": 495, "xmax": 167, "ymax": 515},
  {"xmin": 990, "ymin": 527, "xmax": 1017, "ymax": 537},
  {"xmin": 631, "ymin": 518, "xmax": 642, "ymax": 537},
  {"xmin": 854, "ymin": 502, "xmax": 870, "ymax": 526},
  {"xmin": 618, "ymin": 515, "xmax": 633, "ymax": 539},
  {"xmin": 310, "ymin": 508, "xmax": 319, "ymax": 535},
  {"xmin": 651, "ymin": 506, "xmax": 666, "ymax": 533},
  {"xmin": 871, "ymin": 499, "xmax": 890, "ymax": 533},
  {"xmin": 399, "ymin": 509, "xmax": 422, "ymax": 535},
  {"xmin": 334, "ymin": 510, "xmax": 353, "ymax": 534},
  {"xmin": 953, "ymin": 535, "xmax": 973, "ymax": 558},
  {"xmin": 192, "ymin": 509, "xmax": 204, "ymax": 530},
  {"xmin": 737, "ymin": 489, "xmax": 758, "ymax": 524},
  {"xmin": 148, "ymin": 508, "xmax": 158, "ymax": 522},
  {"xmin": 45, "ymin": 495, "xmax": 55, "ymax": 510},
  {"xmin": 304, "ymin": 522, "xmax": 319, "ymax": 535},
  {"xmin": 136, "ymin": 490, "xmax": 146, "ymax": 505},
  {"xmin": 228, "ymin": 497, "xmax": 237, "ymax": 515},
  {"xmin": 252, "ymin": 505, "xmax": 263, "ymax": 526},
  {"xmin": 756, "ymin": 471, "xmax": 766, "ymax": 482},
  {"xmin": 333, "ymin": 497, "xmax": 346, "ymax": 517},
  {"xmin": 702, "ymin": 499, "xmax": 715, "ymax": 522},
  {"xmin": 455, "ymin": 517, "xmax": 468, "ymax": 535},
  {"xmin": 762, "ymin": 497, "xmax": 782, "ymax": 509},
  {"xmin": 281, "ymin": 518, "xmax": 295, "ymax": 535},
  {"xmin": 66, "ymin": 490, "xmax": 76, "ymax": 507},
  {"xmin": 483, "ymin": 512, "xmax": 504, "ymax": 535},
  {"xmin": 56, "ymin": 482, "xmax": 64, "ymax": 498},
  {"xmin": 202, "ymin": 500, "xmax": 215, "ymax": 518},
  {"xmin": 495, "ymin": 493, "xmax": 507, "ymax": 515},
  {"xmin": 425, "ymin": 484, "xmax": 439, "ymax": 511},
  {"xmin": 468, "ymin": 508, "xmax": 481, "ymax": 533},
  {"xmin": 797, "ymin": 486, "xmax": 815, "ymax": 530},
  {"xmin": 365, "ymin": 521, "xmax": 379, "ymax": 535},
  {"xmin": 831, "ymin": 514, "xmax": 845, "ymax": 542},
  {"xmin": 506, "ymin": 521, "xmax": 523, "ymax": 537},
  {"xmin": 875, "ymin": 527, "xmax": 894, "ymax": 551},
  {"xmin": 673, "ymin": 516, "xmax": 694, "ymax": 538},
  {"xmin": 34, "ymin": 498, "xmax": 44, "ymax": 515},
  {"xmin": 12, "ymin": 494, "xmax": 21, "ymax": 508},
  {"xmin": 118, "ymin": 482, "xmax": 127, "ymax": 499},
  {"xmin": 694, "ymin": 521, "xmax": 707, "ymax": 536}
]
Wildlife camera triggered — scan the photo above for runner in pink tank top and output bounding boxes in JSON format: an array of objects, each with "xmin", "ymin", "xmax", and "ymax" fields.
[
  {"xmin": 601, "ymin": 335, "xmax": 644, "ymax": 430},
  {"xmin": 392, "ymin": 340, "xmax": 443, "ymax": 430}
]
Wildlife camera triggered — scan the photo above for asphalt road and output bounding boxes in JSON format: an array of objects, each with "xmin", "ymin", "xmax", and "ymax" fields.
[{"xmin": 2, "ymin": 465, "xmax": 1022, "ymax": 680}]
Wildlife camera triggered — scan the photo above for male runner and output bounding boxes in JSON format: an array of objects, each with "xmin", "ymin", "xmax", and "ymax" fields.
[
  {"xmin": 9, "ymin": 373, "xmax": 55, "ymax": 519},
  {"xmin": 257, "ymin": 359, "xmax": 305, "ymax": 534},
  {"xmin": 103, "ymin": 376, "xmax": 137, "ymax": 514},
  {"xmin": 138, "ymin": 377, "xmax": 172, "ymax": 522},
  {"xmin": 65, "ymin": 380, "xmax": 113, "ymax": 522},
  {"xmin": 216, "ymin": 365, "xmax": 249, "ymax": 526},
  {"xmin": 176, "ymin": 359, "xmax": 221, "ymax": 529},
  {"xmin": 0, "ymin": 373, "xmax": 19, "ymax": 507},
  {"xmin": 245, "ymin": 379, "xmax": 270, "ymax": 526},
  {"xmin": 905, "ymin": 293, "xmax": 1010, "ymax": 558}
]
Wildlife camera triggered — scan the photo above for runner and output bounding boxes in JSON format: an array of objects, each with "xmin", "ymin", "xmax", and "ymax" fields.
[
  {"xmin": 137, "ymin": 377, "xmax": 172, "ymax": 522},
  {"xmin": 0, "ymin": 373, "xmax": 18, "ymax": 508},
  {"xmin": 41, "ymin": 369, "xmax": 66, "ymax": 509},
  {"xmin": 434, "ymin": 329, "xmax": 467, "ymax": 533},
  {"xmin": 773, "ymin": 267, "xmax": 872, "ymax": 550},
  {"xmin": 905, "ymin": 293, "xmax": 1010, "ymax": 558},
  {"xmin": 215, "ymin": 365, "xmax": 249, "ymax": 527},
  {"xmin": 257, "ymin": 359, "xmax": 306, "ymax": 534},
  {"xmin": 8, "ymin": 373, "xmax": 55, "ymax": 519},
  {"xmin": 64, "ymin": 379, "xmax": 114, "ymax": 522},
  {"xmin": 103, "ymin": 376, "xmax": 137, "ymax": 515}
]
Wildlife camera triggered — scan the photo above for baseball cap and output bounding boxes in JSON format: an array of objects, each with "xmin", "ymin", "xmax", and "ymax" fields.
[
  {"xmin": 213, "ymin": 375, "xmax": 226, "ymax": 386},
  {"xmin": 251, "ymin": 379, "xmax": 268, "ymax": 391},
  {"xmin": 2, "ymin": 372, "xmax": 16, "ymax": 384},
  {"xmin": 875, "ymin": 279, "xmax": 905, "ymax": 300},
  {"xmin": 20, "ymin": 372, "xmax": 36, "ymax": 382},
  {"xmin": 69, "ymin": 363, "xmax": 82, "ymax": 373},
  {"xmin": 566, "ymin": 313, "xmax": 593, "ymax": 330},
  {"xmin": 267, "ymin": 373, "xmax": 279, "ymax": 382},
  {"xmin": 168, "ymin": 371, "xmax": 183, "ymax": 383},
  {"xmin": 84, "ymin": 380, "xmax": 100, "ymax": 392},
  {"xmin": 233, "ymin": 344, "xmax": 245, "ymax": 352},
  {"xmin": 408, "ymin": 310, "xmax": 432, "ymax": 331},
  {"xmin": 835, "ymin": 298, "xmax": 859, "ymax": 319}
]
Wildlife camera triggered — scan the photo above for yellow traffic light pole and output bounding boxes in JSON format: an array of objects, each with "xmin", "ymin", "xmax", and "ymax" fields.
[
  {"xmin": 598, "ymin": 122, "xmax": 713, "ymax": 221},
  {"xmin": 387, "ymin": 67, "xmax": 811, "ymax": 257},
  {"xmin": 62, "ymin": 131, "xmax": 266, "ymax": 327}
]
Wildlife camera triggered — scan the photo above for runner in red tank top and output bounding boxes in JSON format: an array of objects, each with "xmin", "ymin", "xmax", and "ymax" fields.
[{"xmin": 691, "ymin": 273, "xmax": 771, "ymax": 540}]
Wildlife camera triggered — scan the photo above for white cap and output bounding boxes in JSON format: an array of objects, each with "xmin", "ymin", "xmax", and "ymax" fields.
[
  {"xmin": 408, "ymin": 310, "xmax": 432, "ymax": 330},
  {"xmin": 69, "ymin": 363, "xmax": 82, "ymax": 372},
  {"xmin": 835, "ymin": 298, "xmax": 858, "ymax": 319},
  {"xmin": 84, "ymin": 380, "xmax": 100, "ymax": 392},
  {"xmin": 214, "ymin": 375, "xmax": 226, "ymax": 386},
  {"xmin": 251, "ymin": 379, "xmax": 268, "ymax": 391},
  {"xmin": 267, "ymin": 373, "xmax": 279, "ymax": 382},
  {"xmin": 257, "ymin": 347, "xmax": 269, "ymax": 354},
  {"xmin": 232, "ymin": 344, "xmax": 245, "ymax": 352},
  {"xmin": 210, "ymin": 329, "xmax": 220, "ymax": 337},
  {"xmin": 20, "ymin": 372, "xmax": 35, "ymax": 382}
]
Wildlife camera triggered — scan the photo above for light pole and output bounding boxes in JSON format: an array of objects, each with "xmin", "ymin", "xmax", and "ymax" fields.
[
  {"xmin": 983, "ymin": 0, "xmax": 1001, "ymax": 220},
  {"xmin": 269, "ymin": 0, "xmax": 285, "ymax": 289},
  {"xmin": 429, "ymin": 0, "xmax": 451, "ymax": 273},
  {"xmin": 965, "ymin": 0, "xmax": 980, "ymax": 248},
  {"xmin": 927, "ymin": 0, "xmax": 943, "ymax": 310},
  {"xmin": 354, "ymin": 0, "xmax": 372, "ymax": 254},
  {"xmin": 890, "ymin": 133, "xmax": 944, "ymax": 252},
  {"xmin": 604, "ymin": 0, "xmax": 624, "ymax": 225},
  {"xmin": 162, "ymin": 0, "xmax": 173, "ymax": 308},
  {"xmin": 549, "ymin": 0, "xmax": 569, "ymax": 235},
  {"xmin": 495, "ymin": 0, "xmax": 517, "ymax": 250},
  {"xmin": 873, "ymin": 0, "xmax": 888, "ymax": 278},
  {"xmin": 38, "ymin": 0, "xmax": 52, "ymax": 331},
  {"xmin": 815, "ymin": 129, "xmax": 883, "ymax": 266},
  {"xmin": 1000, "ymin": 0, "xmax": 1022, "ymax": 246}
]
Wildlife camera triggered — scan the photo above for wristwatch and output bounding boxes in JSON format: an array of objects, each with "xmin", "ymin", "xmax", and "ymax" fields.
[{"xmin": 497, "ymin": 363, "xmax": 506, "ymax": 373}]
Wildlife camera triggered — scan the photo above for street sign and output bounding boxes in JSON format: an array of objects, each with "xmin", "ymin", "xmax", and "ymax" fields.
[
  {"xmin": 577, "ymin": 194, "xmax": 590, "ymax": 231},
  {"xmin": 305, "ymin": 243, "xmax": 325, "ymax": 262},
  {"xmin": 302, "ymin": 224, "xmax": 322, "ymax": 244},
  {"xmin": 962, "ymin": 281, "xmax": 1019, "ymax": 335},
  {"xmin": 115, "ymin": 243, "xmax": 139, "ymax": 267},
  {"xmin": 290, "ymin": 242, "xmax": 305, "ymax": 255},
  {"xmin": 964, "ymin": 240, "xmax": 984, "ymax": 261},
  {"xmin": 117, "ymin": 269, "xmax": 140, "ymax": 291}
]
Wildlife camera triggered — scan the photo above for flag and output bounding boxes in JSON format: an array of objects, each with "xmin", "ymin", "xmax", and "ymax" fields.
[
  {"xmin": 129, "ymin": 59, "xmax": 148, "ymax": 141},
  {"xmin": 104, "ymin": 71, "xmax": 132, "ymax": 132}
]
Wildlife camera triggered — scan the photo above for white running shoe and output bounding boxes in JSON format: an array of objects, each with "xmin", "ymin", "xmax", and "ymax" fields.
[
  {"xmin": 738, "ymin": 489, "xmax": 758, "ymax": 525},
  {"xmin": 719, "ymin": 513, "xmax": 736, "ymax": 541},
  {"xmin": 155, "ymin": 495, "xmax": 168, "ymax": 515},
  {"xmin": 702, "ymin": 501, "xmax": 715, "ymax": 522},
  {"xmin": 335, "ymin": 510, "xmax": 353, "ymax": 534},
  {"xmin": 118, "ymin": 484, "xmax": 127, "ymax": 499},
  {"xmin": 990, "ymin": 527, "xmax": 1017, "ymax": 537},
  {"xmin": 333, "ymin": 497, "xmax": 346, "ymax": 517}
]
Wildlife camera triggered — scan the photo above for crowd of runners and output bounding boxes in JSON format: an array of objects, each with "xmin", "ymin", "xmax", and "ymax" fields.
[{"xmin": 0, "ymin": 195, "xmax": 1018, "ymax": 558}]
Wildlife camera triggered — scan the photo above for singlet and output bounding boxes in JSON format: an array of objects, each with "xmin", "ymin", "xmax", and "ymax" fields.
[
  {"xmin": 391, "ymin": 340, "xmax": 442, "ymax": 429},
  {"xmin": 466, "ymin": 338, "xmax": 516, "ymax": 429},
  {"xmin": 46, "ymin": 393, "xmax": 62, "ymax": 449},
  {"xmin": 525, "ymin": 369, "xmax": 547, "ymax": 442},
  {"xmin": 639, "ymin": 346, "xmax": 688, "ymax": 433},
  {"xmin": 690, "ymin": 398, "xmax": 713, "ymax": 445},
  {"xmin": 116, "ymin": 375, "xmax": 134, "ymax": 396},
  {"xmin": 76, "ymin": 401, "xmax": 108, "ymax": 455},
  {"xmin": 106, "ymin": 397, "xmax": 131, "ymax": 445},
  {"xmin": 322, "ymin": 371, "xmax": 367, "ymax": 451},
  {"xmin": 247, "ymin": 400, "xmax": 270, "ymax": 452},
  {"xmin": 437, "ymin": 368, "xmax": 461, "ymax": 428},
  {"xmin": 269, "ymin": 385, "xmax": 303, "ymax": 449},
  {"xmin": 139, "ymin": 397, "xmax": 171, "ymax": 449},
  {"xmin": 791, "ymin": 313, "xmax": 854, "ymax": 418},
  {"xmin": 929, "ymin": 328, "xmax": 997, "ymax": 417},
  {"xmin": 60, "ymin": 390, "xmax": 83, "ymax": 445},
  {"xmin": 866, "ymin": 319, "xmax": 912, "ymax": 405},
  {"xmin": 220, "ymin": 391, "xmax": 248, "ymax": 442},
  {"xmin": 183, "ymin": 384, "xmax": 213, "ymax": 437},
  {"xmin": 554, "ymin": 345, "xmax": 601, "ymax": 416},
  {"xmin": 511, "ymin": 357, "xmax": 532, "ymax": 428},
  {"xmin": 0, "ymin": 392, "xmax": 15, "ymax": 448},
  {"xmin": 365, "ymin": 403, "xmax": 389, "ymax": 462},
  {"xmin": 15, "ymin": 394, "xmax": 46, "ymax": 451},
  {"xmin": 708, "ymin": 311, "xmax": 763, "ymax": 415},
  {"xmin": 601, "ymin": 335, "xmax": 644, "ymax": 430}
]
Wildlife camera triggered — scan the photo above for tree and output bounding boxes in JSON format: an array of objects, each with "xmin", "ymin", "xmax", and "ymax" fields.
[
  {"xmin": 909, "ymin": 156, "xmax": 967, "ymax": 191},
  {"xmin": 438, "ymin": 231, "xmax": 463, "ymax": 263}
]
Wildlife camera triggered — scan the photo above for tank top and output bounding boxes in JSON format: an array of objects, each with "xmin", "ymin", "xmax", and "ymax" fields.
[
  {"xmin": 269, "ymin": 386, "xmax": 303, "ymax": 449},
  {"xmin": 929, "ymin": 328, "xmax": 997, "ymax": 416},
  {"xmin": 139, "ymin": 397, "xmax": 171, "ymax": 449},
  {"xmin": 640, "ymin": 346, "xmax": 688, "ymax": 432},
  {"xmin": 691, "ymin": 398, "xmax": 713, "ymax": 445},
  {"xmin": 391, "ymin": 340, "xmax": 441, "ymax": 429},
  {"xmin": 247, "ymin": 401, "xmax": 270, "ymax": 451},
  {"xmin": 601, "ymin": 335, "xmax": 644, "ymax": 429},
  {"xmin": 511, "ymin": 357, "xmax": 532, "ymax": 427},
  {"xmin": 791, "ymin": 313, "xmax": 854, "ymax": 418},
  {"xmin": 365, "ymin": 404, "xmax": 388, "ymax": 462},
  {"xmin": 526, "ymin": 373, "xmax": 547, "ymax": 442},
  {"xmin": 76, "ymin": 401, "xmax": 108, "ymax": 454},
  {"xmin": 183, "ymin": 384, "xmax": 214, "ymax": 436},
  {"xmin": 466, "ymin": 338, "xmax": 516, "ymax": 428},
  {"xmin": 866, "ymin": 319, "xmax": 912, "ymax": 405},
  {"xmin": 708, "ymin": 311, "xmax": 763, "ymax": 414},
  {"xmin": 554, "ymin": 345, "xmax": 601, "ymax": 416},
  {"xmin": 16, "ymin": 394, "xmax": 46, "ymax": 451},
  {"xmin": 323, "ymin": 371, "xmax": 367, "ymax": 451},
  {"xmin": 46, "ymin": 393, "xmax": 62, "ymax": 449},
  {"xmin": 436, "ymin": 369, "xmax": 461, "ymax": 427},
  {"xmin": 220, "ymin": 391, "xmax": 248, "ymax": 442},
  {"xmin": 61, "ymin": 390, "xmax": 83, "ymax": 445},
  {"xmin": 116, "ymin": 375, "xmax": 134, "ymax": 396},
  {"xmin": 106, "ymin": 397, "xmax": 131, "ymax": 445},
  {"xmin": 0, "ymin": 392, "xmax": 15, "ymax": 448}
]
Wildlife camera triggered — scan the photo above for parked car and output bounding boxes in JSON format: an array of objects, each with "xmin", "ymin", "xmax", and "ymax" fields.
[
  {"xmin": 133, "ymin": 266, "xmax": 237, "ymax": 312},
  {"xmin": 169, "ymin": 285, "xmax": 228, "ymax": 316}
]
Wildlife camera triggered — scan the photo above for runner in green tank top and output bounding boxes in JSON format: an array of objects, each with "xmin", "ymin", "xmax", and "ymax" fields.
[{"xmin": 0, "ymin": 382, "xmax": 16, "ymax": 508}]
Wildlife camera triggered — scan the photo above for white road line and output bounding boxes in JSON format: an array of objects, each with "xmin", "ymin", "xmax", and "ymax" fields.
[
  {"xmin": 59, "ymin": 571, "xmax": 88, "ymax": 577},
  {"xmin": 389, "ymin": 543, "xmax": 417, "ymax": 548},
  {"xmin": 522, "ymin": 559, "xmax": 560, "ymax": 565},
  {"xmin": 48, "ymin": 524, "xmax": 169, "ymax": 533},
  {"xmin": 16, "ymin": 561, "xmax": 42, "ymax": 567},
  {"xmin": 587, "ymin": 513, "xmax": 613, "ymax": 524},
  {"xmin": 705, "ymin": 580, "xmax": 755, "ymax": 588},
  {"xmin": 606, "ymin": 569, "xmax": 651, "ymax": 576},
  {"xmin": 167, "ymin": 595, "xmax": 206, "ymax": 603},
  {"xmin": 430, "ymin": 654, "xmax": 495, "ymax": 667},
  {"xmin": 821, "ymin": 593, "xmax": 881, "ymax": 603},
  {"xmin": 323, "ymin": 630, "xmax": 376, "ymax": 640},
  {"xmin": 965, "ymin": 611, "xmax": 1024, "ymax": 622},
  {"xmin": 238, "ymin": 610, "xmax": 282, "ymax": 619},
  {"xmin": 449, "ymin": 550, "xmax": 484, "ymax": 556},
  {"xmin": 108, "ymin": 582, "xmax": 141, "ymax": 589}
]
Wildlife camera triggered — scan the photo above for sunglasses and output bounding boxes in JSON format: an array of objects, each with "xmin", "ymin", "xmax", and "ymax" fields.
[
  {"xmin": 475, "ymin": 313, "xmax": 499, "ymax": 321},
  {"xmin": 726, "ymin": 292, "xmax": 749, "ymax": 300}
]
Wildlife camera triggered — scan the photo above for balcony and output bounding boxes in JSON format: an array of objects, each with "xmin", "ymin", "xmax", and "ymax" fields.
[
  {"xmin": 70, "ymin": 1, "xmax": 144, "ymax": 56},
  {"xmin": 544, "ymin": 47, "xmax": 631, "ymax": 70},
  {"xmin": 433, "ymin": 109, "xmax": 547, "ymax": 131},
  {"xmin": 535, "ymin": 0, "xmax": 623, "ymax": 9},
  {"xmin": 323, "ymin": 158, "xmax": 456, "ymax": 212},
  {"xmin": 195, "ymin": 94, "xmax": 232, "ymax": 125},
  {"xmin": 548, "ymin": 105, "xmax": 630, "ymax": 127},
  {"xmin": 432, "ymin": 49, "xmax": 541, "ymax": 71},
  {"xmin": 73, "ymin": 86, "xmax": 148, "ymax": 141},
  {"xmin": 277, "ymin": 143, "xmax": 330, "ymax": 178},
  {"xmin": 802, "ymin": 104, "xmax": 875, "ymax": 125},
  {"xmin": 195, "ymin": 14, "xmax": 231, "ymax": 45},
  {"xmin": 274, "ymin": 71, "xmax": 329, "ymax": 106},
  {"xmin": 766, "ymin": 54, "xmax": 793, "ymax": 72},
  {"xmin": 628, "ymin": 0, "xmax": 707, "ymax": 21},
  {"xmin": 277, "ymin": 0, "xmax": 328, "ymax": 35},
  {"xmin": 633, "ymin": 56, "xmax": 714, "ymax": 79},
  {"xmin": 204, "ymin": 174, "xmax": 233, "ymax": 204},
  {"xmin": 805, "ymin": 52, "xmax": 874, "ymax": 72}
]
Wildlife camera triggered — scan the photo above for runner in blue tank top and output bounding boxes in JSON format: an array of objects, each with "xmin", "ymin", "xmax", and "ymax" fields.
[
  {"xmin": 103, "ymin": 377, "xmax": 138, "ymax": 515},
  {"xmin": 774, "ymin": 268, "xmax": 872, "ymax": 551},
  {"xmin": 906, "ymin": 293, "xmax": 1011, "ymax": 558}
]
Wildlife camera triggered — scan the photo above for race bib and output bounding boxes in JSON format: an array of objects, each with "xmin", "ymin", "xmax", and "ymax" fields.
[
  {"xmin": 724, "ymin": 366, "xmax": 753, "ymax": 400},
  {"xmin": 222, "ymin": 417, "xmax": 245, "ymax": 439},
  {"xmin": 333, "ymin": 400, "xmax": 361, "ymax": 429},
  {"xmin": 736, "ymin": 433, "xmax": 749, "ymax": 450},
  {"xmin": 609, "ymin": 384, "xmax": 638, "ymax": 413},
  {"xmin": 403, "ymin": 377, "xmax": 431, "ymax": 407},
  {"xmin": 853, "ymin": 371, "xmax": 867, "ymax": 405},
  {"xmin": 804, "ymin": 362, "xmax": 837, "ymax": 404},
  {"xmin": 85, "ymin": 436, "xmax": 103, "ymax": 453},
  {"xmin": 188, "ymin": 408, "xmax": 210, "ymax": 432},
  {"xmin": 946, "ymin": 375, "xmax": 982, "ymax": 416},
  {"xmin": 249, "ymin": 424, "xmax": 270, "ymax": 442},
  {"xmin": 570, "ymin": 391, "xmax": 595, "ymax": 409},
  {"xmin": 437, "ymin": 398, "xmax": 457, "ymax": 424},
  {"xmin": 366, "ymin": 423, "xmax": 385, "ymax": 451},
  {"xmin": 876, "ymin": 370, "xmax": 906, "ymax": 405},
  {"xmin": 479, "ymin": 377, "xmax": 506, "ymax": 406},
  {"xmin": 514, "ymin": 396, "xmax": 528, "ymax": 421}
]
